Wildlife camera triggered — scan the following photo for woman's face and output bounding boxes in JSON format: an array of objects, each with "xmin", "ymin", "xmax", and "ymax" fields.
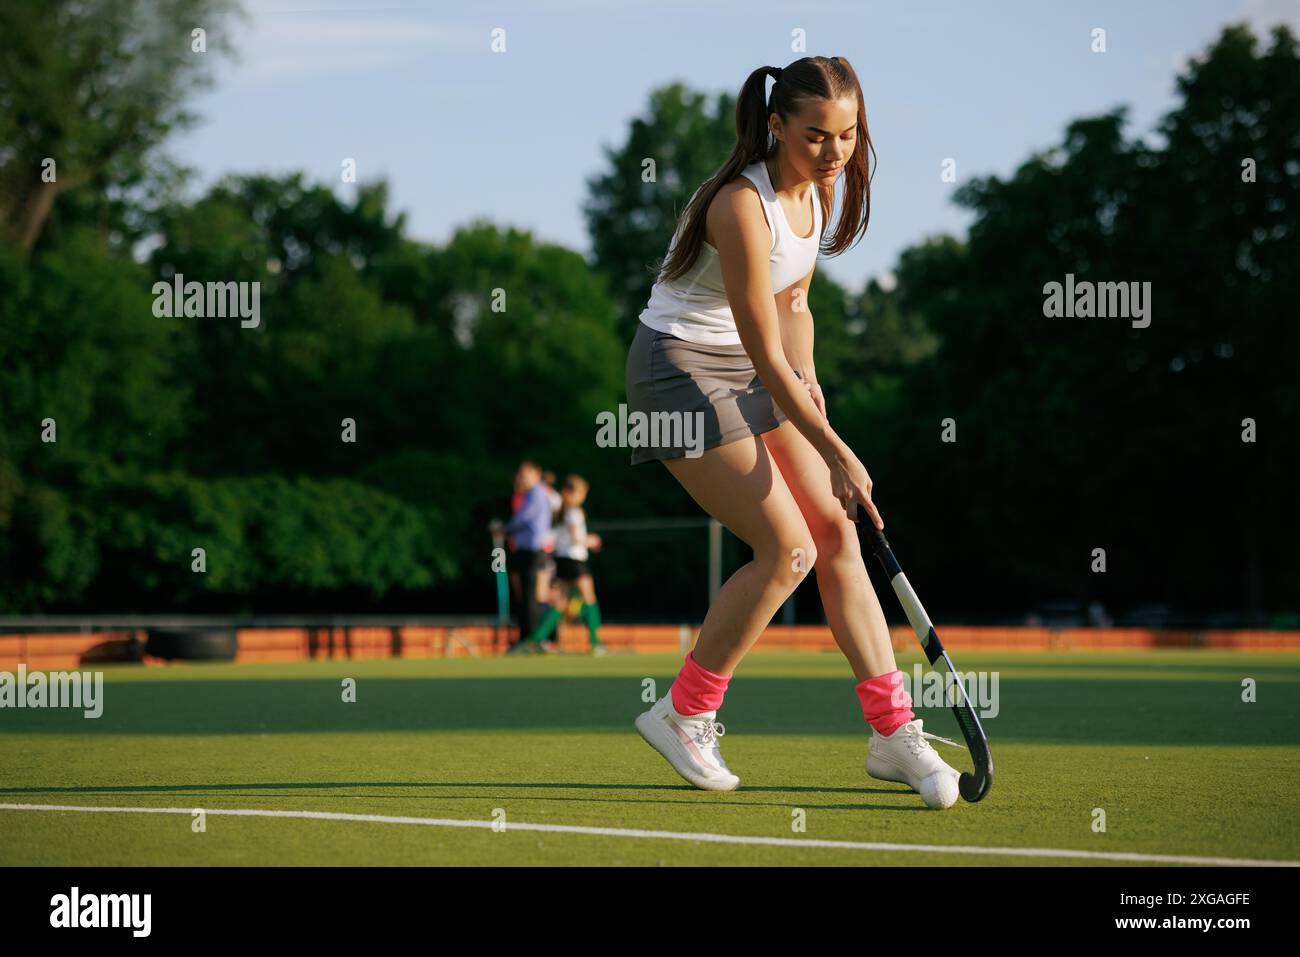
[{"xmin": 773, "ymin": 95, "xmax": 859, "ymax": 184}]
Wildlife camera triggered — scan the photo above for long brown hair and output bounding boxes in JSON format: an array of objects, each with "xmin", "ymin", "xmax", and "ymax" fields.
[{"xmin": 655, "ymin": 55, "xmax": 876, "ymax": 286}]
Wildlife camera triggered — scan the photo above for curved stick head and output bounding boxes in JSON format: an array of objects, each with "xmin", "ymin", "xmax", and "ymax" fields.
[{"xmin": 959, "ymin": 770, "xmax": 992, "ymax": 803}]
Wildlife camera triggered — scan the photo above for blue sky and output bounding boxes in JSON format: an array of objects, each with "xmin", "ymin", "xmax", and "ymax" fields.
[{"xmin": 170, "ymin": 0, "xmax": 1298, "ymax": 293}]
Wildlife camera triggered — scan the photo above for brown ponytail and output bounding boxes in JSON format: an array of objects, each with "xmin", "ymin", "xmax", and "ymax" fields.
[{"xmin": 654, "ymin": 55, "xmax": 876, "ymax": 286}]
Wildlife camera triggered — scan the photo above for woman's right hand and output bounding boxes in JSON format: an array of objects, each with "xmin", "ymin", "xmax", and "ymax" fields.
[{"xmin": 826, "ymin": 446, "xmax": 883, "ymax": 530}]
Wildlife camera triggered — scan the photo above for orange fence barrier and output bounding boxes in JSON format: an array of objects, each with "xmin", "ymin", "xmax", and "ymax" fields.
[{"xmin": 2, "ymin": 624, "xmax": 1298, "ymax": 669}]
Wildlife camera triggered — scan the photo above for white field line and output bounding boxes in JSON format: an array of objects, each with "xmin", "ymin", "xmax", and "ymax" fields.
[{"xmin": 2, "ymin": 802, "xmax": 1297, "ymax": 866}]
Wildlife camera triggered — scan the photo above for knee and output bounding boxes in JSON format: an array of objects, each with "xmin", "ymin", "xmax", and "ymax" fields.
[
  {"xmin": 759, "ymin": 539, "xmax": 817, "ymax": 592},
  {"xmin": 811, "ymin": 518, "xmax": 861, "ymax": 564}
]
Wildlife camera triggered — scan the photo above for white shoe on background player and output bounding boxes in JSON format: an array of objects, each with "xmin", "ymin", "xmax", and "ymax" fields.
[
  {"xmin": 635, "ymin": 695, "xmax": 740, "ymax": 791},
  {"xmin": 866, "ymin": 718, "xmax": 963, "ymax": 809}
]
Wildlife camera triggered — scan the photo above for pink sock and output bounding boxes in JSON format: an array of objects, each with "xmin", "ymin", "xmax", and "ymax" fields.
[
  {"xmin": 669, "ymin": 651, "xmax": 732, "ymax": 715},
  {"xmin": 856, "ymin": 670, "xmax": 915, "ymax": 736}
]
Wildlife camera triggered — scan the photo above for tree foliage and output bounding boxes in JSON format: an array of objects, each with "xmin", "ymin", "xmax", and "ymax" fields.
[{"xmin": 0, "ymin": 13, "xmax": 1295, "ymax": 622}]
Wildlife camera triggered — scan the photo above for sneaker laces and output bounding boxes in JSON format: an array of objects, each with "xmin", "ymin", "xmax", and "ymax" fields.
[
  {"xmin": 694, "ymin": 718, "xmax": 725, "ymax": 748},
  {"xmin": 902, "ymin": 722, "xmax": 961, "ymax": 756}
]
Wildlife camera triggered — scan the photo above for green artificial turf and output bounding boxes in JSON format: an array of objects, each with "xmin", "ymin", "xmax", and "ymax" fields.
[{"xmin": 1, "ymin": 651, "xmax": 1297, "ymax": 866}]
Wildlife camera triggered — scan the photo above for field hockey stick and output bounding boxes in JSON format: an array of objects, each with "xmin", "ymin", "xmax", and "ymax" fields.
[{"xmin": 855, "ymin": 505, "xmax": 994, "ymax": 803}]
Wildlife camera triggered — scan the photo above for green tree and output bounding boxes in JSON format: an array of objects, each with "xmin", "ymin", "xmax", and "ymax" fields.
[
  {"xmin": 0, "ymin": 0, "xmax": 244, "ymax": 252},
  {"xmin": 876, "ymin": 23, "xmax": 1299, "ymax": 622}
]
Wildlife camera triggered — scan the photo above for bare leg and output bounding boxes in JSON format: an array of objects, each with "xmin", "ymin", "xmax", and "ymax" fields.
[
  {"xmin": 661, "ymin": 434, "xmax": 817, "ymax": 675},
  {"xmin": 535, "ymin": 564, "xmax": 551, "ymax": 605},
  {"xmin": 761, "ymin": 419, "xmax": 898, "ymax": 681}
]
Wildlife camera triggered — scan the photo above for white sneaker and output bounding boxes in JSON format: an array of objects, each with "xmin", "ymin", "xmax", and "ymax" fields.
[
  {"xmin": 635, "ymin": 695, "xmax": 740, "ymax": 791},
  {"xmin": 866, "ymin": 718, "xmax": 963, "ymax": 809}
]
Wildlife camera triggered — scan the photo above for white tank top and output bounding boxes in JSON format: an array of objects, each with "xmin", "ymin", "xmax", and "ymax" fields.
[
  {"xmin": 554, "ymin": 506, "xmax": 588, "ymax": 561},
  {"xmin": 637, "ymin": 158, "xmax": 823, "ymax": 346}
]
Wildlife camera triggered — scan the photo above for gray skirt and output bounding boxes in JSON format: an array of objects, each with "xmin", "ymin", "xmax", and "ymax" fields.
[{"xmin": 623, "ymin": 321, "xmax": 798, "ymax": 466}]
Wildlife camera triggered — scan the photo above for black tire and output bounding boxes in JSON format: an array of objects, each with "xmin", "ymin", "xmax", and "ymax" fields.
[{"xmin": 146, "ymin": 628, "xmax": 237, "ymax": 661}]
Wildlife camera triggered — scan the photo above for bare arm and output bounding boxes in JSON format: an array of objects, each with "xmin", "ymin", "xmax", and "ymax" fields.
[
  {"xmin": 713, "ymin": 187, "xmax": 831, "ymax": 453},
  {"xmin": 711, "ymin": 184, "xmax": 882, "ymax": 527},
  {"xmin": 777, "ymin": 261, "xmax": 825, "ymax": 417}
]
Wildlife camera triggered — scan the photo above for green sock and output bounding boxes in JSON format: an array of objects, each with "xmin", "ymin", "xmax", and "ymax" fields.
[
  {"xmin": 579, "ymin": 602, "xmax": 602, "ymax": 644},
  {"xmin": 528, "ymin": 606, "xmax": 562, "ymax": 643}
]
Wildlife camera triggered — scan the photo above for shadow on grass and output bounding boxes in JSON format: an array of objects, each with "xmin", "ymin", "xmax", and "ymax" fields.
[
  {"xmin": 0, "ymin": 779, "xmax": 932, "ymax": 814},
  {"xmin": 1, "ymin": 673, "xmax": 1296, "ymax": 745}
]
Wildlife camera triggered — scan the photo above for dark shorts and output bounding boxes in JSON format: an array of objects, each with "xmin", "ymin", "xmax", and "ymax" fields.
[
  {"xmin": 554, "ymin": 556, "xmax": 589, "ymax": 581},
  {"xmin": 623, "ymin": 321, "xmax": 800, "ymax": 465}
]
